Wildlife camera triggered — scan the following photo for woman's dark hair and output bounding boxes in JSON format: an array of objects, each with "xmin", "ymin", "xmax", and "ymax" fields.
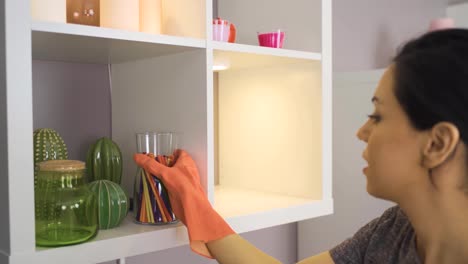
[{"xmin": 393, "ymin": 29, "xmax": 468, "ymax": 143}]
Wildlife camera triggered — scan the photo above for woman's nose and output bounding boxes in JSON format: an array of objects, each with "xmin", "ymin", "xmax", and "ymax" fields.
[{"xmin": 356, "ymin": 121, "xmax": 369, "ymax": 142}]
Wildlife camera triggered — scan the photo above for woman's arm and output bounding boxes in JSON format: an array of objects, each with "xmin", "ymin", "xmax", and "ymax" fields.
[
  {"xmin": 134, "ymin": 152, "xmax": 336, "ymax": 263},
  {"xmin": 297, "ymin": 252, "xmax": 334, "ymax": 264},
  {"xmin": 207, "ymin": 235, "xmax": 335, "ymax": 264},
  {"xmin": 207, "ymin": 234, "xmax": 282, "ymax": 264}
]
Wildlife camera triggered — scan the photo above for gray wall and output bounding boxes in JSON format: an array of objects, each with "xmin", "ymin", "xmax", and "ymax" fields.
[
  {"xmin": 32, "ymin": 1, "xmax": 449, "ymax": 263},
  {"xmin": 32, "ymin": 60, "xmax": 111, "ymax": 160},
  {"xmin": 449, "ymin": 0, "xmax": 468, "ymax": 4},
  {"xmin": 333, "ymin": 0, "xmax": 447, "ymax": 71}
]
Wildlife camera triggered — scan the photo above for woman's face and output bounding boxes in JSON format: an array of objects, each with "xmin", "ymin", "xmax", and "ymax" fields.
[{"xmin": 357, "ymin": 66, "xmax": 428, "ymax": 201}]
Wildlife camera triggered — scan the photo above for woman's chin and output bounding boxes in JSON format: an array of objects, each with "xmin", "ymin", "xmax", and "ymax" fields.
[{"xmin": 366, "ymin": 183, "xmax": 395, "ymax": 201}]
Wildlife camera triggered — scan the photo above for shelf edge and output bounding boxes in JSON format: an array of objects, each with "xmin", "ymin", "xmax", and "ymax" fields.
[
  {"xmin": 32, "ymin": 21, "xmax": 206, "ymax": 49},
  {"xmin": 211, "ymin": 41, "xmax": 322, "ymax": 61}
]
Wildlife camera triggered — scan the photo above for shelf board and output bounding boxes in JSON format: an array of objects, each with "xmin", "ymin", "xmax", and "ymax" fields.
[
  {"xmin": 31, "ymin": 21, "xmax": 206, "ymax": 64},
  {"xmin": 212, "ymin": 41, "xmax": 321, "ymax": 70},
  {"xmin": 15, "ymin": 189, "xmax": 332, "ymax": 264},
  {"xmin": 214, "ymin": 186, "xmax": 333, "ymax": 233},
  {"xmin": 25, "ymin": 215, "xmax": 188, "ymax": 264}
]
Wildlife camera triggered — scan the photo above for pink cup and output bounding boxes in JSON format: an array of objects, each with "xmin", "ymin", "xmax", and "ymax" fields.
[
  {"xmin": 258, "ymin": 30, "xmax": 285, "ymax": 48},
  {"xmin": 212, "ymin": 18, "xmax": 231, "ymax": 42}
]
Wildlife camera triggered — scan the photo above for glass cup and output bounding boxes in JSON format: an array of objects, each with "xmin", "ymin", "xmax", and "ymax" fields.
[
  {"xmin": 133, "ymin": 132, "xmax": 178, "ymax": 225},
  {"xmin": 257, "ymin": 30, "xmax": 285, "ymax": 48},
  {"xmin": 212, "ymin": 18, "xmax": 231, "ymax": 42}
]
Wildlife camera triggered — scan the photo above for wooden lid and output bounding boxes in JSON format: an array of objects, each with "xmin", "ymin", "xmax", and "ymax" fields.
[{"xmin": 38, "ymin": 160, "xmax": 85, "ymax": 172}]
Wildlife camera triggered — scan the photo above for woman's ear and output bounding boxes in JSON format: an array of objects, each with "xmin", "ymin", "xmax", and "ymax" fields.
[{"xmin": 422, "ymin": 122, "xmax": 460, "ymax": 169}]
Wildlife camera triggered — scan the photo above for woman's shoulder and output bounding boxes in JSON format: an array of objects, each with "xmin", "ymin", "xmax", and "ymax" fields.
[
  {"xmin": 364, "ymin": 205, "xmax": 418, "ymax": 263},
  {"xmin": 330, "ymin": 205, "xmax": 418, "ymax": 264},
  {"xmin": 369, "ymin": 205, "xmax": 413, "ymax": 237},
  {"xmin": 380, "ymin": 205, "xmax": 403, "ymax": 218},
  {"xmin": 355, "ymin": 205, "xmax": 409, "ymax": 235},
  {"xmin": 379, "ymin": 205, "xmax": 409, "ymax": 223}
]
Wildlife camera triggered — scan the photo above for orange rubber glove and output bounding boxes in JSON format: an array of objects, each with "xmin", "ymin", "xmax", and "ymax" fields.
[{"xmin": 133, "ymin": 149, "xmax": 235, "ymax": 258}]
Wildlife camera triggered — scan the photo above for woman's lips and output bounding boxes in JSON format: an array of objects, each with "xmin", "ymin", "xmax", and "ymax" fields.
[{"xmin": 362, "ymin": 152, "xmax": 369, "ymax": 174}]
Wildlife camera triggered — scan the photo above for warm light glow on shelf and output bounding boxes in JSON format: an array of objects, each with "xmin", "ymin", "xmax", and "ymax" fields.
[
  {"xmin": 213, "ymin": 56, "xmax": 230, "ymax": 71},
  {"xmin": 213, "ymin": 64, "xmax": 230, "ymax": 71}
]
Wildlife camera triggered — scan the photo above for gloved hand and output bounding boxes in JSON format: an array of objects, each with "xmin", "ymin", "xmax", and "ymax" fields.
[{"xmin": 133, "ymin": 150, "xmax": 235, "ymax": 258}]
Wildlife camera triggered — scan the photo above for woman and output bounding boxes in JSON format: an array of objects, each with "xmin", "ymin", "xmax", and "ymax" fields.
[{"xmin": 134, "ymin": 29, "xmax": 468, "ymax": 264}]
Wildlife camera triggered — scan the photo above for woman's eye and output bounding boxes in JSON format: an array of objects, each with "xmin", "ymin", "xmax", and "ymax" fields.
[{"xmin": 367, "ymin": 114, "xmax": 381, "ymax": 123}]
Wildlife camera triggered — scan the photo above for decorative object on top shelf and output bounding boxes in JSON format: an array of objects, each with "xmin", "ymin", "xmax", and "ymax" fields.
[
  {"xmin": 429, "ymin": 18, "xmax": 455, "ymax": 32},
  {"xmin": 133, "ymin": 132, "xmax": 178, "ymax": 225},
  {"xmin": 33, "ymin": 128, "xmax": 68, "ymax": 187},
  {"xmin": 66, "ymin": 0, "xmax": 100, "ymax": 26},
  {"xmin": 140, "ymin": 0, "xmax": 162, "ymax": 34},
  {"xmin": 35, "ymin": 160, "xmax": 98, "ymax": 246},
  {"xmin": 213, "ymin": 17, "xmax": 236, "ymax": 43},
  {"xmin": 100, "ymin": 0, "xmax": 139, "ymax": 31},
  {"xmin": 89, "ymin": 180, "xmax": 129, "ymax": 229},
  {"xmin": 31, "ymin": 0, "xmax": 66, "ymax": 23},
  {"xmin": 86, "ymin": 137, "xmax": 123, "ymax": 184},
  {"xmin": 258, "ymin": 30, "xmax": 285, "ymax": 48},
  {"xmin": 161, "ymin": 0, "xmax": 205, "ymax": 38}
]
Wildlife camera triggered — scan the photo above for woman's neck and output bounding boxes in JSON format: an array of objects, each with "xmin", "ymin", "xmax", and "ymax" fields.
[{"xmin": 399, "ymin": 186, "xmax": 468, "ymax": 264}]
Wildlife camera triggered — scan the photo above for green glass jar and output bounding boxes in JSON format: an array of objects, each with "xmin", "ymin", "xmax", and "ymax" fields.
[{"xmin": 35, "ymin": 160, "xmax": 98, "ymax": 246}]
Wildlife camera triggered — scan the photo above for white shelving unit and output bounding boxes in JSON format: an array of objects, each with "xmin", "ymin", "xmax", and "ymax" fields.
[
  {"xmin": 32, "ymin": 21, "xmax": 206, "ymax": 64},
  {"xmin": 1, "ymin": 0, "xmax": 332, "ymax": 263},
  {"xmin": 212, "ymin": 41, "xmax": 322, "ymax": 70}
]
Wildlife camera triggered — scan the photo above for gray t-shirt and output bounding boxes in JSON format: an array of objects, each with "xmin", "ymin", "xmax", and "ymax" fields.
[{"xmin": 330, "ymin": 206, "xmax": 421, "ymax": 264}]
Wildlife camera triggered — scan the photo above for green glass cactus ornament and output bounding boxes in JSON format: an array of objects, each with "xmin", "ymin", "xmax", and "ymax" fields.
[
  {"xmin": 86, "ymin": 137, "xmax": 123, "ymax": 184},
  {"xmin": 33, "ymin": 128, "xmax": 68, "ymax": 187}
]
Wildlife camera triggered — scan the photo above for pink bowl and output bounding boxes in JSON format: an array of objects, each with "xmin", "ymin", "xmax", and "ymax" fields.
[{"xmin": 258, "ymin": 31, "xmax": 285, "ymax": 48}]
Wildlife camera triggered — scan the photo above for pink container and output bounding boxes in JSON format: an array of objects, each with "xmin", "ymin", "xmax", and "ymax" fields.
[
  {"xmin": 429, "ymin": 18, "xmax": 455, "ymax": 32},
  {"xmin": 213, "ymin": 18, "xmax": 230, "ymax": 42},
  {"xmin": 258, "ymin": 30, "xmax": 285, "ymax": 48}
]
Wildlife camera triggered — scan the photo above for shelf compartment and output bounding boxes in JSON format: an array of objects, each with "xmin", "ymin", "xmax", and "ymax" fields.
[
  {"xmin": 20, "ymin": 193, "xmax": 331, "ymax": 264},
  {"xmin": 212, "ymin": 41, "xmax": 321, "ymax": 70},
  {"xmin": 32, "ymin": 21, "xmax": 205, "ymax": 64},
  {"xmin": 111, "ymin": 49, "xmax": 209, "ymax": 197},
  {"xmin": 214, "ymin": 61, "xmax": 324, "ymax": 223},
  {"xmin": 31, "ymin": 0, "xmax": 206, "ymax": 39},
  {"xmin": 215, "ymin": 186, "xmax": 333, "ymax": 233},
  {"xmin": 217, "ymin": 0, "xmax": 322, "ymax": 53},
  {"xmin": 215, "ymin": 186, "xmax": 313, "ymax": 219}
]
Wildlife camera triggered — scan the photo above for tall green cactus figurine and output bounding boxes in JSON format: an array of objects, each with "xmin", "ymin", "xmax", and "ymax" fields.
[
  {"xmin": 86, "ymin": 137, "xmax": 123, "ymax": 184},
  {"xmin": 33, "ymin": 128, "xmax": 69, "ymax": 186}
]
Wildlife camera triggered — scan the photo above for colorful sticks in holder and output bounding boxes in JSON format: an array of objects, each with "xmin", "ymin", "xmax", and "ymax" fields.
[
  {"xmin": 134, "ymin": 132, "xmax": 178, "ymax": 225},
  {"xmin": 134, "ymin": 154, "xmax": 176, "ymax": 224}
]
